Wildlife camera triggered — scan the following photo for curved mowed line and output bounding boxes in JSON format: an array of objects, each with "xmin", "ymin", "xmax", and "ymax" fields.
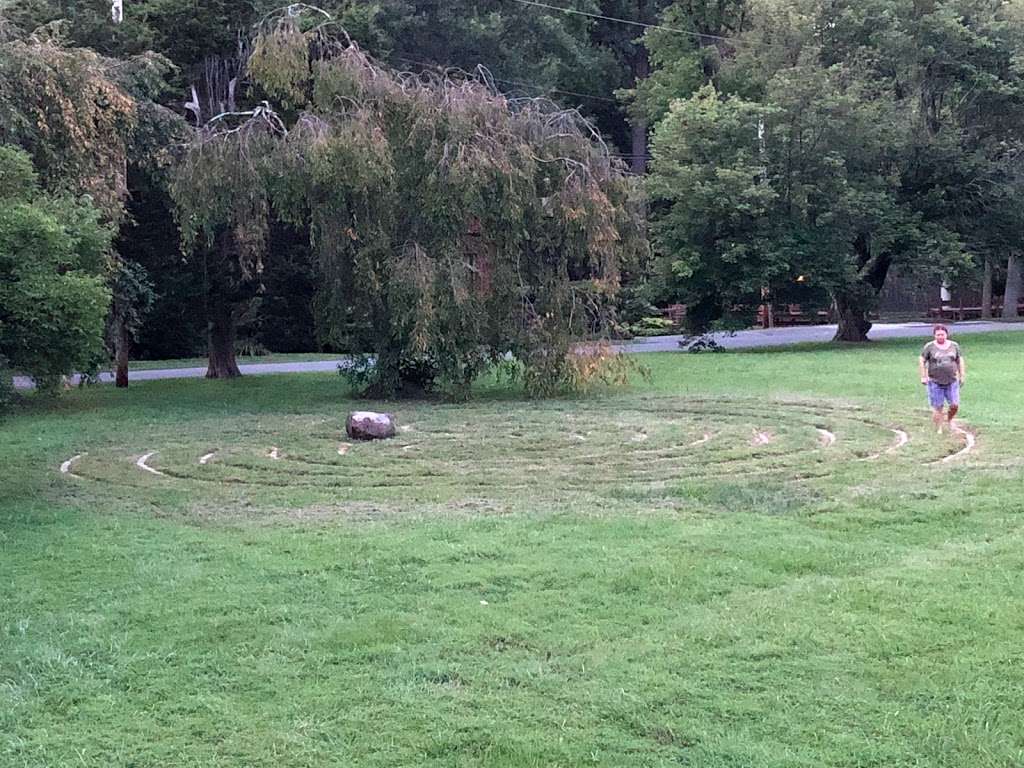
[
  {"xmin": 60, "ymin": 454, "xmax": 84, "ymax": 478},
  {"xmin": 863, "ymin": 428, "xmax": 911, "ymax": 461},
  {"xmin": 135, "ymin": 451, "xmax": 166, "ymax": 477},
  {"xmin": 55, "ymin": 398, "xmax": 951, "ymax": 499},
  {"xmin": 942, "ymin": 423, "xmax": 977, "ymax": 463},
  {"xmin": 889, "ymin": 429, "xmax": 910, "ymax": 452}
]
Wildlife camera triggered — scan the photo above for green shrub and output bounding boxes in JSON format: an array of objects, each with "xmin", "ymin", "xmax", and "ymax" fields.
[
  {"xmin": 0, "ymin": 145, "xmax": 112, "ymax": 387},
  {"xmin": 627, "ymin": 316, "xmax": 675, "ymax": 338}
]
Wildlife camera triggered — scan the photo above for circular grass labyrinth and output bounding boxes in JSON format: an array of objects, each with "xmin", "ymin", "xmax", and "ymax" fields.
[{"xmin": 58, "ymin": 396, "xmax": 980, "ymax": 504}]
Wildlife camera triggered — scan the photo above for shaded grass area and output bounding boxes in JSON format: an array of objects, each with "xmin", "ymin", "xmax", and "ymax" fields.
[{"xmin": 2, "ymin": 333, "xmax": 1024, "ymax": 767}]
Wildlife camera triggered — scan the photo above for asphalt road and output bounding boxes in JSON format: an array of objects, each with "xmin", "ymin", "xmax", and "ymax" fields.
[
  {"xmin": 620, "ymin": 319, "xmax": 1024, "ymax": 353},
  {"xmin": 13, "ymin": 320, "xmax": 1024, "ymax": 389}
]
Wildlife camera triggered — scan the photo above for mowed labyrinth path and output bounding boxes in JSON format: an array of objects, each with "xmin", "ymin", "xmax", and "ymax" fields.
[{"xmin": 57, "ymin": 396, "xmax": 982, "ymax": 512}]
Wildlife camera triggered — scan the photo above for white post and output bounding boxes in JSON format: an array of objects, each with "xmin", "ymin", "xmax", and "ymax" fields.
[
  {"xmin": 757, "ymin": 118, "xmax": 767, "ymax": 183},
  {"xmin": 111, "ymin": 0, "xmax": 123, "ymax": 24}
]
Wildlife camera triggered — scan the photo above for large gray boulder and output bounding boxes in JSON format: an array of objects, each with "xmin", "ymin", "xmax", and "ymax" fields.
[{"xmin": 346, "ymin": 411, "xmax": 397, "ymax": 440}]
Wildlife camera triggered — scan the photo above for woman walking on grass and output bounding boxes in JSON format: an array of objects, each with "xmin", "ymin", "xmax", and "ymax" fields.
[{"xmin": 919, "ymin": 324, "xmax": 966, "ymax": 433}]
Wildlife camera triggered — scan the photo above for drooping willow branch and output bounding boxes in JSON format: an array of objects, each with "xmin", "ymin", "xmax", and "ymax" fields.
[{"xmin": 171, "ymin": 6, "xmax": 647, "ymax": 397}]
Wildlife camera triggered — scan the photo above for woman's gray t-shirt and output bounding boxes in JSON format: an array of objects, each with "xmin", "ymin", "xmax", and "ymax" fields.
[{"xmin": 922, "ymin": 341, "xmax": 961, "ymax": 385}]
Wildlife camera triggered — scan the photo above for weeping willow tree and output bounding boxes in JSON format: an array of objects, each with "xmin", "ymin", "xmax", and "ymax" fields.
[
  {"xmin": 172, "ymin": 7, "xmax": 646, "ymax": 395},
  {"xmin": 0, "ymin": 21, "xmax": 138, "ymax": 217}
]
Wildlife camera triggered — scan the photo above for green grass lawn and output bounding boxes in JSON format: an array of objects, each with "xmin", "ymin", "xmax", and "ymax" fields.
[{"xmin": 3, "ymin": 333, "xmax": 1023, "ymax": 767}]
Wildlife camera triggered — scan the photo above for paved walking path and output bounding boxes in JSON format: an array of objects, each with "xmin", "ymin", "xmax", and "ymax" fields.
[
  {"xmin": 619, "ymin": 319, "xmax": 1024, "ymax": 353},
  {"xmin": 13, "ymin": 320, "xmax": 1024, "ymax": 389},
  {"xmin": 12, "ymin": 360, "xmax": 345, "ymax": 389}
]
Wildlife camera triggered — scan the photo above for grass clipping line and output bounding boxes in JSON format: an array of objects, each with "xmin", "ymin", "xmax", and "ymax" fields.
[{"xmin": 52, "ymin": 397, "xmax": 973, "ymax": 519}]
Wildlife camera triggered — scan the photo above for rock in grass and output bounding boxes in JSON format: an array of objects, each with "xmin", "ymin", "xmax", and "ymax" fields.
[{"xmin": 346, "ymin": 411, "xmax": 397, "ymax": 440}]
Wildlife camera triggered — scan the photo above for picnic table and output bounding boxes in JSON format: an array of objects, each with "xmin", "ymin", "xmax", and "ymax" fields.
[
  {"xmin": 657, "ymin": 303, "xmax": 853, "ymax": 329},
  {"xmin": 660, "ymin": 303, "xmax": 687, "ymax": 326},
  {"xmin": 929, "ymin": 302, "xmax": 1024, "ymax": 321},
  {"xmin": 757, "ymin": 304, "xmax": 832, "ymax": 328}
]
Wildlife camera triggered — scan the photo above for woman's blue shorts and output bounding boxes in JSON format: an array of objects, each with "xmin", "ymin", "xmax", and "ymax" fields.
[{"xmin": 927, "ymin": 380, "xmax": 959, "ymax": 408}]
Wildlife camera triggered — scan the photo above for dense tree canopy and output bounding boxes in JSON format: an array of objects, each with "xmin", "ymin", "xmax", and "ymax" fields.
[
  {"xmin": 645, "ymin": 0, "xmax": 1024, "ymax": 338},
  {"xmin": 4, "ymin": 0, "xmax": 1024, "ymax": 392}
]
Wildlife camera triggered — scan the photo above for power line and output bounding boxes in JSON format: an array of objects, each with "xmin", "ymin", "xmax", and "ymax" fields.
[
  {"xmin": 496, "ymin": 76, "xmax": 619, "ymax": 104},
  {"xmin": 506, "ymin": 0, "xmax": 761, "ymax": 48},
  {"xmin": 389, "ymin": 56, "xmax": 642, "ymax": 166},
  {"xmin": 392, "ymin": 55, "xmax": 619, "ymax": 104},
  {"xmin": 388, "ymin": 1, "xmax": 768, "ymax": 105}
]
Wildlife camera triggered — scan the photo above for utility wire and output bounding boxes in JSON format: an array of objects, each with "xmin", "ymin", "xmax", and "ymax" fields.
[
  {"xmin": 495, "ymin": 76, "xmax": 619, "ymax": 104},
  {"xmin": 507, "ymin": 0, "xmax": 763, "ymax": 48},
  {"xmin": 392, "ymin": 54, "xmax": 620, "ymax": 104},
  {"xmin": 390, "ymin": 55, "xmax": 645, "ymax": 160},
  {"xmin": 389, "ymin": 0, "xmax": 770, "ymax": 105}
]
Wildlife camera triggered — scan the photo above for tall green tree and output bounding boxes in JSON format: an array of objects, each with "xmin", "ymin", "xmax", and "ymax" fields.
[
  {"xmin": 587, "ymin": 0, "xmax": 675, "ymax": 173},
  {"xmin": 647, "ymin": 86, "xmax": 778, "ymax": 327},
  {"xmin": 6, "ymin": 1, "xmax": 624, "ymax": 133},
  {"xmin": 7, "ymin": 1, "xmax": 650, "ymax": 365},
  {"xmin": 646, "ymin": 0, "xmax": 1024, "ymax": 339},
  {"xmin": 625, "ymin": 0, "xmax": 748, "ymax": 123},
  {"xmin": 340, "ymin": 1, "xmax": 627, "ymax": 142},
  {"xmin": 107, "ymin": 257, "xmax": 155, "ymax": 387},
  {"xmin": 4, "ymin": 0, "xmax": 256, "ymax": 78}
]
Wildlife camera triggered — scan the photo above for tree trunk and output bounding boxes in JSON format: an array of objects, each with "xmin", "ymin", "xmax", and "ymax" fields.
[
  {"xmin": 1003, "ymin": 253, "xmax": 1022, "ymax": 319},
  {"xmin": 831, "ymin": 236, "xmax": 891, "ymax": 342},
  {"xmin": 629, "ymin": 33, "xmax": 650, "ymax": 175},
  {"xmin": 207, "ymin": 301, "xmax": 241, "ymax": 378},
  {"xmin": 114, "ymin": 317, "xmax": 130, "ymax": 388},
  {"xmin": 981, "ymin": 258, "xmax": 993, "ymax": 319},
  {"xmin": 630, "ymin": 114, "xmax": 648, "ymax": 175},
  {"xmin": 832, "ymin": 292, "xmax": 873, "ymax": 342}
]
